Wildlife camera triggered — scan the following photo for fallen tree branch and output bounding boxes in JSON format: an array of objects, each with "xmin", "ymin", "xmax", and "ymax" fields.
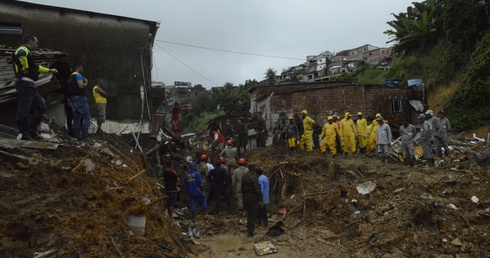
[
  {"xmin": 110, "ymin": 236, "xmax": 123, "ymax": 258},
  {"xmin": 126, "ymin": 169, "xmax": 147, "ymax": 183},
  {"xmin": 452, "ymin": 146, "xmax": 478, "ymax": 155},
  {"xmin": 0, "ymin": 149, "xmax": 31, "ymax": 161},
  {"xmin": 144, "ymin": 144, "xmax": 160, "ymax": 156},
  {"xmin": 354, "ymin": 168, "xmax": 367, "ymax": 180},
  {"xmin": 304, "ymin": 191, "xmax": 330, "ymax": 197}
]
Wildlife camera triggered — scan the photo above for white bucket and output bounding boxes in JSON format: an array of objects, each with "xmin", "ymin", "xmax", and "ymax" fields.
[{"xmin": 127, "ymin": 214, "xmax": 146, "ymax": 236}]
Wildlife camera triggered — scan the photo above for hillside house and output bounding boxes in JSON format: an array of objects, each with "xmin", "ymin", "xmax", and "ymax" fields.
[{"xmin": 279, "ymin": 45, "xmax": 393, "ymax": 84}]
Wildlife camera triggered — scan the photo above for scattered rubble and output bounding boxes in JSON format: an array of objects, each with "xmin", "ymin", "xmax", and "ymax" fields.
[{"xmin": 0, "ymin": 122, "xmax": 489, "ymax": 257}]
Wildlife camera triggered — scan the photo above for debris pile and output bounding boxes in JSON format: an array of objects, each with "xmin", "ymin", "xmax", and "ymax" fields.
[
  {"xmin": 1, "ymin": 123, "xmax": 489, "ymax": 257},
  {"xmin": 0, "ymin": 131, "xmax": 190, "ymax": 257}
]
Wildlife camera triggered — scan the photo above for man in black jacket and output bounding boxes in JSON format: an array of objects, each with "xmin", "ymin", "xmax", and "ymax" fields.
[
  {"xmin": 207, "ymin": 161, "xmax": 231, "ymax": 214},
  {"xmin": 12, "ymin": 34, "xmax": 58, "ymax": 140},
  {"xmin": 161, "ymin": 159, "xmax": 179, "ymax": 221}
]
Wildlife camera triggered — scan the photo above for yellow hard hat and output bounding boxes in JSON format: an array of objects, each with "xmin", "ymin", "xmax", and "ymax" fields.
[
  {"xmin": 345, "ymin": 112, "xmax": 351, "ymax": 117},
  {"xmin": 357, "ymin": 112, "xmax": 362, "ymax": 116},
  {"xmin": 301, "ymin": 110, "xmax": 308, "ymax": 115},
  {"xmin": 288, "ymin": 115, "xmax": 294, "ymax": 120},
  {"xmin": 328, "ymin": 116, "xmax": 333, "ymax": 120},
  {"xmin": 376, "ymin": 113, "xmax": 381, "ymax": 118}
]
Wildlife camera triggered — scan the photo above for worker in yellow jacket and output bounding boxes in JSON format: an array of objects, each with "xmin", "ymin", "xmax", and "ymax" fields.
[
  {"xmin": 356, "ymin": 112, "xmax": 368, "ymax": 155},
  {"xmin": 368, "ymin": 113, "xmax": 381, "ymax": 153},
  {"xmin": 298, "ymin": 110, "xmax": 315, "ymax": 152},
  {"xmin": 320, "ymin": 116, "xmax": 340, "ymax": 156},
  {"xmin": 340, "ymin": 112, "xmax": 357, "ymax": 157}
]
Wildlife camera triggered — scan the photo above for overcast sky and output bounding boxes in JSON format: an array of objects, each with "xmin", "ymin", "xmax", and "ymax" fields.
[{"xmin": 24, "ymin": 0, "xmax": 416, "ymax": 88}]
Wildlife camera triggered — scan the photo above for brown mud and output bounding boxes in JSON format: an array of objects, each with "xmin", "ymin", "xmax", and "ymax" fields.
[{"xmin": 0, "ymin": 133, "xmax": 489, "ymax": 257}]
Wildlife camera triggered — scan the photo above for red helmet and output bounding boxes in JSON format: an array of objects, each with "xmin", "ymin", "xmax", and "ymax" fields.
[
  {"xmin": 226, "ymin": 140, "xmax": 233, "ymax": 146},
  {"xmin": 219, "ymin": 157, "xmax": 226, "ymax": 163},
  {"xmin": 238, "ymin": 158, "xmax": 247, "ymax": 165},
  {"xmin": 200, "ymin": 154, "xmax": 208, "ymax": 161}
]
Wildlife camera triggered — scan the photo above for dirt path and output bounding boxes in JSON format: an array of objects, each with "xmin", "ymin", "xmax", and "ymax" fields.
[{"xmin": 190, "ymin": 219, "xmax": 346, "ymax": 257}]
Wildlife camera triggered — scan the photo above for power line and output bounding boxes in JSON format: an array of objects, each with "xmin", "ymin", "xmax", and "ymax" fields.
[
  {"xmin": 156, "ymin": 40, "xmax": 305, "ymax": 61},
  {"xmin": 154, "ymin": 42, "xmax": 220, "ymax": 87}
]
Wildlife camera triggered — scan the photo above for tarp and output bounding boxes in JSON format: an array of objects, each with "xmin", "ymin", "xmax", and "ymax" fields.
[{"xmin": 409, "ymin": 100, "xmax": 424, "ymax": 112}]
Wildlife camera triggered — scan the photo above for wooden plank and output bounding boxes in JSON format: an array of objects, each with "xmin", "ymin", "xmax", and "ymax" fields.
[{"xmin": 0, "ymin": 138, "xmax": 59, "ymax": 150}]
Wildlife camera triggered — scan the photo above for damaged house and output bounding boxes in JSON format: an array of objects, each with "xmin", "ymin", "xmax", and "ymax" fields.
[
  {"xmin": 0, "ymin": 0, "xmax": 160, "ymax": 133},
  {"xmin": 248, "ymin": 81, "xmax": 425, "ymax": 134}
]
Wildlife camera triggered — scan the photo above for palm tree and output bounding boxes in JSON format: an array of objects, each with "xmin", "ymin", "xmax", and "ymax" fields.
[
  {"xmin": 384, "ymin": 0, "xmax": 441, "ymax": 55},
  {"xmin": 264, "ymin": 68, "xmax": 277, "ymax": 86}
]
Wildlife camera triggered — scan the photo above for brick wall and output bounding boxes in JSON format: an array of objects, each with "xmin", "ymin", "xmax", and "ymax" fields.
[{"xmin": 250, "ymin": 82, "xmax": 423, "ymax": 129}]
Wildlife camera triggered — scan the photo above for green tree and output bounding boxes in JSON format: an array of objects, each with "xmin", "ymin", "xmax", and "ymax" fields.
[
  {"xmin": 210, "ymin": 82, "xmax": 250, "ymax": 115},
  {"xmin": 384, "ymin": 0, "xmax": 441, "ymax": 55},
  {"xmin": 444, "ymin": 31, "xmax": 490, "ymax": 131},
  {"xmin": 244, "ymin": 79, "xmax": 259, "ymax": 90},
  {"xmin": 264, "ymin": 68, "xmax": 277, "ymax": 86},
  {"xmin": 192, "ymin": 84, "xmax": 205, "ymax": 92},
  {"xmin": 386, "ymin": 0, "xmax": 489, "ymax": 85}
]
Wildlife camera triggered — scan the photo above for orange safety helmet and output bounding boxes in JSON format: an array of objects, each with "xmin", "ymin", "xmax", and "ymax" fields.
[
  {"xmin": 226, "ymin": 140, "xmax": 233, "ymax": 146},
  {"xmin": 219, "ymin": 157, "xmax": 226, "ymax": 163},
  {"xmin": 200, "ymin": 154, "xmax": 208, "ymax": 161},
  {"xmin": 238, "ymin": 158, "xmax": 247, "ymax": 165}
]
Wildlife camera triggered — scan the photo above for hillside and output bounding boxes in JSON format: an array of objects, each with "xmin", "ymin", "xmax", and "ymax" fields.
[{"xmin": 1, "ymin": 132, "xmax": 489, "ymax": 257}]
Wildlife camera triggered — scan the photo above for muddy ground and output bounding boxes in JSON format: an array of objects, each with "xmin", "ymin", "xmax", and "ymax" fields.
[{"xmin": 0, "ymin": 132, "xmax": 489, "ymax": 257}]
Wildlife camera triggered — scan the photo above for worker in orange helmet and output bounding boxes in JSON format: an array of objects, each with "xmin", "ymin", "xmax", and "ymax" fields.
[
  {"xmin": 220, "ymin": 139, "xmax": 238, "ymax": 174},
  {"xmin": 232, "ymin": 158, "xmax": 248, "ymax": 211}
]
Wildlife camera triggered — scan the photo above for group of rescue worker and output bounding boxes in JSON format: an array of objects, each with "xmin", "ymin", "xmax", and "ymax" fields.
[
  {"xmin": 208, "ymin": 112, "xmax": 267, "ymax": 156},
  {"xmin": 274, "ymin": 108, "xmax": 451, "ymax": 167},
  {"xmin": 275, "ymin": 110, "xmax": 384, "ymax": 157},
  {"xmin": 163, "ymin": 109, "xmax": 450, "ymax": 238},
  {"xmin": 162, "ymin": 140, "xmax": 269, "ymax": 237}
]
